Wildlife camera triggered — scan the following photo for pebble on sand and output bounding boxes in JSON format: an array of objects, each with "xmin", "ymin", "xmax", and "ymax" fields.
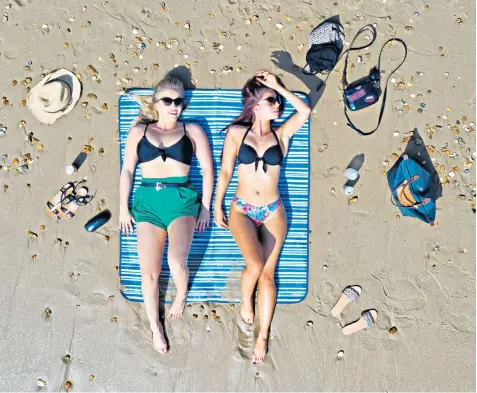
[{"xmin": 389, "ymin": 326, "xmax": 398, "ymax": 334}]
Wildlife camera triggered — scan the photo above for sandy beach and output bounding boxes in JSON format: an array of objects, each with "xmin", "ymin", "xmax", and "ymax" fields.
[{"xmin": 0, "ymin": 0, "xmax": 475, "ymax": 391}]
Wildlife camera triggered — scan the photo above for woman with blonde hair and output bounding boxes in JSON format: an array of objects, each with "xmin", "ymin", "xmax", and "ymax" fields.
[
  {"xmin": 120, "ymin": 75, "xmax": 213, "ymax": 355},
  {"xmin": 214, "ymin": 70, "xmax": 310, "ymax": 364}
]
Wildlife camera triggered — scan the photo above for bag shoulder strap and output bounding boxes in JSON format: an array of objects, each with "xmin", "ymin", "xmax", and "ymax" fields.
[
  {"xmin": 342, "ymin": 24, "xmax": 377, "ymax": 89},
  {"xmin": 345, "ymin": 37, "xmax": 408, "ymax": 136}
]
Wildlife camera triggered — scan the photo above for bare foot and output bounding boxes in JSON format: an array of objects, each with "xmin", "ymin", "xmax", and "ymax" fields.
[
  {"xmin": 252, "ymin": 335, "xmax": 268, "ymax": 364},
  {"xmin": 167, "ymin": 294, "xmax": 187, "ymax": 320},
  {"xmin": 152, "ymin": 325, "xmax": 168, "ymax": 355},
  {"xmin": 240, "ymin": 301, "xmax": 254, "ymax": 327}
]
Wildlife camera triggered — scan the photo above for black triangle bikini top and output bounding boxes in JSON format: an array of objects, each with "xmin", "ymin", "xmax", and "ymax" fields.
[
  {"xmin": 237, "ymin": 126, "xmax": 284, "ymax": 173},
  {"xmin": 137, "ymin": 122, "xmax": 193, "ymax": 165}
]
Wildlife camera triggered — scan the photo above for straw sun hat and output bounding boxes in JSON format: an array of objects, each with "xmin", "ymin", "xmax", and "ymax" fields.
[{"xmin": 27, "ymin": 68, "xmax": 82, "ymax": 125}]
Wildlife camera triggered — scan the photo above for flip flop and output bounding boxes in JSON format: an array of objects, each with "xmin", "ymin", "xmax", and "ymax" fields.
[
  {"xmin": 330, "ymin": 285, "xmax": 362, "ymax": 318},
  {"xmin": 342, "ymin": 309, "xmax": 378, "ymax": 335},
  {"xmin": 46, "ymin": 182, "xmax": 76, "ymax": 217}
]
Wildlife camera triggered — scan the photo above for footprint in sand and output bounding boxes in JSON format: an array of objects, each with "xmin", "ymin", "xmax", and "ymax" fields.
[
  {"xmin": 237, "ymin": 315, "xmax": 254, "ymax": 359},
  {"xmin": 4, "ymin": 32, "xmax": 41, "ymax": 59},
  {"xmin": 371, "ymin": 268, "xmax": 427, "ymax": 313},
  {"xmin": 429, "ymin": 257, "xmax": 476, "ymax": 293},
  {"xmin": 97, "ymin": 22, "xmax": 113, "ymax": 35},
  {"xmin": 74, "ymin": 255, "xmax": 92, "ymax": 275},
  {"xmin": 416, "ymin": 270, "xmax": 475, "ymax": 337},
  {"xmin": 392, "ymin": 314, "xmax": 419, "ymax": 329},
  {"xmin": 317, "ymin": 142, "xmax": 329, "ymax": 153},
  {"xmin": 145, "ymin": 365, "xmax": 158, "ymax": 377},
  {"xmin": 14, "ymin": 0, "xmax": 31, "ymax": 6},
  {"xmin": 360, "ymin": 335, "xmax": 397, "ymax": 352},
  {"xmin": 308, "ymin": 280, "xmax": 339, "ymax": 317},
  {"xmin": 85, "ymin": 291, "xmax": 109, "ymax": 306},
  {"xmin": 448, "ymin": 313, "xmax": 474, "ymax": 334},
  {"xmin": 323, "ymin": 164, "xmax": 340, "ymax": 178},
  {"xmin": 72, "ymin": 41, "xmax": 87, "ymax": 57},
  {"xmin": 166, "ymin": 320, "xmax": 192, "ymax": 348}
]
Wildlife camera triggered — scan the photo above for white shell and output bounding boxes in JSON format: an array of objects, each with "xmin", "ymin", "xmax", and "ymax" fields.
[
  {"xmin": 337, "ymin": 350, "xmax": 344, "ymax": 357},
  {"xmin": 275, "ymin": 23, "xmax": 284, "ymax": 29}
]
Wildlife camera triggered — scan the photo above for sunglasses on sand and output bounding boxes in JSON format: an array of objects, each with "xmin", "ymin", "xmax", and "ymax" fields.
[
  {"xmin": 258, "ymin": 95, "xmax": 282, "ymax": 106},
  {"xmin": 158, "ymin": 97, "xmax": 184, "ymax": 107}
]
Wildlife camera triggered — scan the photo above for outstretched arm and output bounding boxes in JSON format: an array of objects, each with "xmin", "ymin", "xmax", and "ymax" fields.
[
  {"xmin": 213, "ymin": 126, "xmax": 240, "ymax": 229},
  {"xmin": 119, "ymin": 124, "xmax": 143, "ymax": 234},
  {"xmin": 188, "ymin": 124, "xmax": 214, "ymax": 232}
]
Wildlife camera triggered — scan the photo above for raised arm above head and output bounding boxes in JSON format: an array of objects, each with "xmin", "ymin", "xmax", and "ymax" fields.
[{"xmin": 255, "ymin": 69, "xmax": 311, "ymax": 140}]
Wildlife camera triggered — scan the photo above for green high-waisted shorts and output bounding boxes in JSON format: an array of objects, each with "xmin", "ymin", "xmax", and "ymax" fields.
[{"xmin": 131, "ymin": 176, "xmax": 201, "ymax": 230}]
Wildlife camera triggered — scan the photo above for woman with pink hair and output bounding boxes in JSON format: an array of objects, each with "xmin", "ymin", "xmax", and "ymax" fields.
[{"xmin": 214, "ymin": 70, "xmax": 310, "ymax": 363}]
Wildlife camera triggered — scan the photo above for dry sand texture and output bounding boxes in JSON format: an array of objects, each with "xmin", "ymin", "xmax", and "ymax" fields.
[{"xmin": 0, "ymin": 0, "xmax": 475, "ymax": 391}]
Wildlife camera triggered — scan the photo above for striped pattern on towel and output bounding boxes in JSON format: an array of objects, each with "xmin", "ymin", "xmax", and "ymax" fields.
[{"xmin": 119, "ymin": 88, "xmax": 310, "ymax": 304}]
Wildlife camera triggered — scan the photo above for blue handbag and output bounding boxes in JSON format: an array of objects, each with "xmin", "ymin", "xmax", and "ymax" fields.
[{"xmin": 387, "ymin": 154, "xmax": 437, "ymax": 225}]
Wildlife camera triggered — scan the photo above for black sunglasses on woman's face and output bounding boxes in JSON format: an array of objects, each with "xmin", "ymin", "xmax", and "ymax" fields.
[
  {"xmin": 257, "ymin": 95, "xmax": 282, "ymax": 106},
  {"xmin": 159, "ymin": 97, "xmax": 184, "ymax": 107}
]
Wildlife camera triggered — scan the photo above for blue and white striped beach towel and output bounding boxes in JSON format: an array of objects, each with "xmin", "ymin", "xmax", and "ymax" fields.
[{"xmin": 119, "ymin": 89, "xmax": 310, "ymax": 304}]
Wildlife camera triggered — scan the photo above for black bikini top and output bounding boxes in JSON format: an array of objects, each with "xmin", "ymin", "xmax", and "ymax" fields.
[
  {"xmin": 237, "ymin": 126, "xmax": 283, "ymax": 173},
  {"xmin": 137, "ymin": 122, "xmax": 193, "ymax": 165}
]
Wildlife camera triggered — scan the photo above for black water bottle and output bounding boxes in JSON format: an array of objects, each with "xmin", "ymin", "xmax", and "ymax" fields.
[{"xmin": 84, "ymin": 209, "xmax": 112, "ymax": 232}]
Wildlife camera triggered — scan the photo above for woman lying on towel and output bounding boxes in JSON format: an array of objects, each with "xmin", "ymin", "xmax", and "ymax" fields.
[
  {"xmin": 214, "ymin": 70, "xmax": 311, "ymax": 363},
  {"xmin": 119, "ymin": 76, "xmax": 213, "ymax": 355}
]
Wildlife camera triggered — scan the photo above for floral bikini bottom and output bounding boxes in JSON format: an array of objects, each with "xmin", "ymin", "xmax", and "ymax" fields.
[{"xmin": 232, "ymin": 196, "xmax": 282, "ymax": 227}]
